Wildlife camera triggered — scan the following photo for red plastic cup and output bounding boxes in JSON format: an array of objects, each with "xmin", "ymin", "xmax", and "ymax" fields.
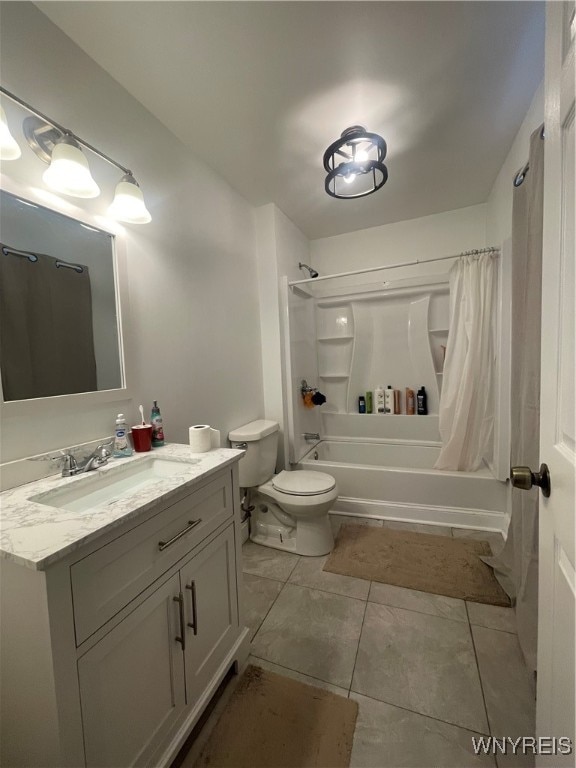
[{"xmin": 131, "ymin": 424, "xmax": 153, "ymax": 452}]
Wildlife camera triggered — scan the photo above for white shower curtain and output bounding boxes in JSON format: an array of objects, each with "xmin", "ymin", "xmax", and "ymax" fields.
[{"xmin": 434, "ymin": 253, "xmax": 497, "ymax": 471}]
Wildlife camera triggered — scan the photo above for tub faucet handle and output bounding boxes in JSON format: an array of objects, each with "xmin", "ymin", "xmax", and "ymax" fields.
[{"xmin": 303, "ymin": 432, "xmax": 320, "ymax": 442}]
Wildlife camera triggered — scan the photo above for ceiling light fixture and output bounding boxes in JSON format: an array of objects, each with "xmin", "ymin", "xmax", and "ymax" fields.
[
  {"xmin": 323, "ymin": 125, "xmax": 388, "ymax": 199},
  {"xmin": 0, "ymin": 86, "xmax": 152, "ymax": 223},
  {"xmin": 0, "ymin": 103, "xmax": 22, "ymax": 160}
]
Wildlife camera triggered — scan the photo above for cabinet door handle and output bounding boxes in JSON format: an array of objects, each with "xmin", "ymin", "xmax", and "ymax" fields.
[
  {"xmin": 186, "ymin": 581, "xmax": 198, "ymax": 635},
  {"xmin": 173, "ymin": 593, "xmax": 186, "ymax": 650},
  {"xmin": 158, "ymin": 519, "xmax": 202, "ymax": 551}
]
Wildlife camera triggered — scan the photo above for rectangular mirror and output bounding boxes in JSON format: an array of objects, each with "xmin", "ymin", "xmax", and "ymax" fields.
[{"xmin": 0, "ymin": 190, "xmax": 124, "ymax": 401}]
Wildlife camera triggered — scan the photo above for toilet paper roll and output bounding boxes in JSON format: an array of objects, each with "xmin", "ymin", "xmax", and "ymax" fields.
[{"xmin": 189, "ymin": 425, "xmax": 220, "ymax": 452}]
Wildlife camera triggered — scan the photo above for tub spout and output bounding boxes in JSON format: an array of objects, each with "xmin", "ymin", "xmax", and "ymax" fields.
[{"xmin": 303, "ymin": 432, "xmax": 320, "ymax": 442}]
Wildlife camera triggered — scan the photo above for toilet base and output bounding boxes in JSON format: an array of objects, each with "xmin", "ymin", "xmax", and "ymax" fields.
[{"xmin": 250, "ymin": 505, "xmax": 334, "ymax": 556}]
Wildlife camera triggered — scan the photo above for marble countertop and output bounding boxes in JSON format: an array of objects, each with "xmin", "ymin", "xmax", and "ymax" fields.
[{"xmin": 0, "ymin": 444, "xmax": 244, "ymax": 571}]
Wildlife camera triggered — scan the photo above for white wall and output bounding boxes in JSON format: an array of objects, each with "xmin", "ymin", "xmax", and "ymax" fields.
[
  {"xmin": 0, "ymin": 3, "xmax": 264, "ymax": 484},
  {"xmin": 310, "ymin": 203, "xmax": 487, "ymax": 278},
  {"xmin": 255, "ymin": 203, "xmax": 309, "ymax": 467}
]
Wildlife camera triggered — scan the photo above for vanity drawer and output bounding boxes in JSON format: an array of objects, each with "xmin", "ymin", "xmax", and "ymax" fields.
[{"xmin": 71, "ymin": 471, "xmax": 233, "ymax": 646}]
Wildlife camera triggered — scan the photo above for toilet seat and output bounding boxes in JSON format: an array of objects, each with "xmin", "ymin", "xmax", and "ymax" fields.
[{"xmin": 272, "ymin": 470, "xmax": 336, "ymax": 496}]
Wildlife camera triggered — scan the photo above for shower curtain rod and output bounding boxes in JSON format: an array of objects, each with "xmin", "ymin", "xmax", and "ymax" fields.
[{"xmin": 289, "ymin": 246, "xmax": 500, "ymax": 286}]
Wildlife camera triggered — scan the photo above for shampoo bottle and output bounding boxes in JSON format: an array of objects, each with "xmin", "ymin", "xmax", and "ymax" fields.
[
  {"xmin": 113, "ymin": 414, "xmax": 133, "ymax": 458},
  {"xmin": 406, "ymin": 388, "xmax": 415, "ymax": 415},
  {"xmin": 417, "ymin": 386, "xmax": 428, "ymax": 415},
  {"xmin": 393, "ymin": 389, "xmax": 401, "ymax": 414},
  {"xmin": 375, "ymin": 386, "xmax": 385, "ymax": 414},
  {"xmin": 385, "ymin": 386, "xmax": 394, "ymax": 414},
  {"xmin": 151, "ymin": 400, "xmax": 165, "ymax": 447},
  {"xmin": 365, "ymin": 391, "xmax": 373, "ymax": 414},
  {"xmin": 358, "ymin": 395, "xmax": 366, "ymax": 414}
]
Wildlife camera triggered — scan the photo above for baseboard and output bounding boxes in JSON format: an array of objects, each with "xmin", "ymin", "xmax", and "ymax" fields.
[{"xmin": 332, "ymin": 496, "xmax": 508, "ymax": 535}]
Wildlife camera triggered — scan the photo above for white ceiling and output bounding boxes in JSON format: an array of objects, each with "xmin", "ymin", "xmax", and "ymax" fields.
[{"xmin": 37, "ymin": 1, "xmax": 544, "ymax": 240}]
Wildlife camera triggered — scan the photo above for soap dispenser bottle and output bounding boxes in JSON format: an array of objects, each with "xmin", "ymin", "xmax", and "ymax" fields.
[
  {"xmin": 113, "ymin": 414, "xmax": 133, "ymax": 457},
  {"xmin": 151, "ymin": 400, "xmax": 165, "ymax": 447}
]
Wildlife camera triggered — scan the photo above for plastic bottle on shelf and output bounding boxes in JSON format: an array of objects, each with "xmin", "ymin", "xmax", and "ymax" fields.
[
  {"xmin": 406, "ymin": 388, "xmax": 415, "ymax": 415},
  {"xmin": 358, "ymin": 395, "xmax": 366, "ymax": 414},
  {"xmin": 417, "ymin": 386, "xmax": 428, "ymax": 415},
  {"xmin": 385, "ymin": 385, "xmax": 394, "ymax": 414},
  {"xmin": 375, "ymin": 386, "xmax": 385, "ymax": 414},
  {"xmin": 393, "ymin": 389, "xmax": 401, "ymax": 414},
  {"xmin": 365, "ymin": 391, "xmax": 373, "ymax": 414}
]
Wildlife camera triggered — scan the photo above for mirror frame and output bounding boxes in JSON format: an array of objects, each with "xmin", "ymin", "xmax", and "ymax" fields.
[{"xmin": 0, "ymin": 174, "xmax": 133, "ymax": 418}]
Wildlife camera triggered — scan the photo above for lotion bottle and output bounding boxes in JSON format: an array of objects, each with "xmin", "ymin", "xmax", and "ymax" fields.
[
  {"xmin": 113, "ymin": 414, "xmax": 133, "ymax": 457},
  {"xmin": 385, "ymin": 385, "xmax": 394, "ymax": 414},
  {"xmin": 375, "ymin": 386, "xmax": 385, "ymax": 414}
]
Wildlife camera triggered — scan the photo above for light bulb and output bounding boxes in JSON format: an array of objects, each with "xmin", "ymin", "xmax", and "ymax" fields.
[
  {"xmin": 43, "ymin": 135, "xmax": 100, "ymax": 198},
  {"xmin": 355, "ymin": 148, "xmax": 369, "ymax": 162},
  {"xmin": 0, "ymin": 105, "xmax": 21, "ymax": 160},
  {"xmin": 108, "ymin": 174, "xmax": 151, "ymax": 224}
]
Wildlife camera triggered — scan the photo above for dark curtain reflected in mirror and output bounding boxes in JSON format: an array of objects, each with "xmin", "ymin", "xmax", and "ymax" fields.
[{"xmin": 0, "ymin": 191, "xmax": 123, "ymax": 401}]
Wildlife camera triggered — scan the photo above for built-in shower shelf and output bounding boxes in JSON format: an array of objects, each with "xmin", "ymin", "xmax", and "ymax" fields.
[
  {"xmin": 429, "ymin": 328, "xmax": 449, "ymax": 334},
  {"xmin": 317, "ymin": 335, "xmax": 354, "ymax": 342},
  {"xmin": 319, "ymin": 373, "xmax": 349, "ymax": 379}
]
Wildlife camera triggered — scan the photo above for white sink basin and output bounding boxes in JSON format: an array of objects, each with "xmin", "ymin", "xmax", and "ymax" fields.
[{"xmin": 30, "ymin": 457, "xmax": 200, "ymax": 514}]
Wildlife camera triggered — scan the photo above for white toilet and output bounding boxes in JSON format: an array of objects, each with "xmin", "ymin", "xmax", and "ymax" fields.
[{"xmin": 228, "ymin": 419, "xmax": 337, "ymax": 556}]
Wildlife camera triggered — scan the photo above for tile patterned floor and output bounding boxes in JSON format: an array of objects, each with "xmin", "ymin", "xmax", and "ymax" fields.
[{"xmin": 190, "ymin": 518, "xmax": 536, "ymax": 768}]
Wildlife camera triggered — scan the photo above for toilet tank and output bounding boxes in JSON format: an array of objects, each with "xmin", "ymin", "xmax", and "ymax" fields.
[{"xmin": 228, "ymin": 419, "xmax": 279, "ymax": 487}]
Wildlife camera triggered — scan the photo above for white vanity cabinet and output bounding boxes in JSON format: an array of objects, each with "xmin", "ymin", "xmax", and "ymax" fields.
[{"xmin": 0, "ymin": 456, "xmax": 249, "ymax": 768}]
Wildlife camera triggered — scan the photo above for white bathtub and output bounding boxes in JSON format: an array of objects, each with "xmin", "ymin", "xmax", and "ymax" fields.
[{"xmin": 297, "ymin": 440, "xmax": 507, "ymax": 532}]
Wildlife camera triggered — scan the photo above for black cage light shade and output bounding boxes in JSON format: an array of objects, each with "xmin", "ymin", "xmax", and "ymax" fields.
[{"xmin": 323, "ymin": 125, "xmax": 388, "ymax": 199}]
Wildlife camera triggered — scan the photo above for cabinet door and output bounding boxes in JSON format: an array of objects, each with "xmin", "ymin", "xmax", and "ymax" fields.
[
  {"xmin": 180, "ymin": 525, "xmax": 239, "ymax": 704},
  {"xmin": 78, "ymin": 574, "xmax": 186, "ymax": 768}
]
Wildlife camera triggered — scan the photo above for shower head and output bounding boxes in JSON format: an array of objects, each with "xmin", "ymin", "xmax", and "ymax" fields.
[{"xmin": 299, "ymin": 262, "xmax": 319, "ymax": 279}]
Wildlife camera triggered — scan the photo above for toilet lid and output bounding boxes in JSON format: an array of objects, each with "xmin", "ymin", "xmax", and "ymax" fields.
[{"xmin": 272, "ymin": 470, "xmax": 336, "ymax": 496}]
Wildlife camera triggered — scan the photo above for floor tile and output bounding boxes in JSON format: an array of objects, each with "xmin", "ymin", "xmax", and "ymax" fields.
[
  {"xmin": 350, "ymin": 692, "xmax": 496, "ymax": 767},
  {"xmin": 247, "ymin": 654, "xmax": 348, "ymax": 697},
  {"xmin": 289, "ymin": 554, "xmax": 371, "ymax": 600},
  {"xmin": 452, "ymin": 528, "xmax": 505, "ymax": 556},
  {"xmin": 495, "ymin": 750, "xmax": 536, "ymax": 768},
  {"xmin": 250, "ymin": 583, "xmax": 366, "ymax": 689},
  {"xmin": 383, "ymin": 520, "xmax": 453, "ymax": 537},
  {"xmin": 241, "ymin": 540, "xmax": 299, "ymax": 581},
  {"xmin": 242, "ymin": 573, "xmax": 284, "ymax": 640},
  {"xmin": 331, "ymin": 514, "xmax": 383, "ymax": 536},
  {"xmin": 352, "ymin": 602, "xmax": 489, "ymax": 733},
  {"xmin": 467, "ymin": 602, "xmax": 517, "ymax": 634},
  {"xmin": 369, "ymin": 582, "xmax": 467, "ymax": 622},
  {"xmin": 472, "ymin": 625, "xmax": 535, "ymax": 738}
]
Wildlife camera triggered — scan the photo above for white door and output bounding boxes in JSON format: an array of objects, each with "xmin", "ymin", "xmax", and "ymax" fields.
[{"xmin": 537, "ymin": 1, "xmax": 575, "ymax": 760}]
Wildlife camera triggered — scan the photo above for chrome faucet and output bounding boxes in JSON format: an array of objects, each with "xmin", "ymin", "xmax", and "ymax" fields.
[
  {"xmin": 303, "ymin": 432, "xmax": 320, "ymax": 442},
  {"xmin": 59, "ymin": 442, "xmax": 113, "ymax": 477}
]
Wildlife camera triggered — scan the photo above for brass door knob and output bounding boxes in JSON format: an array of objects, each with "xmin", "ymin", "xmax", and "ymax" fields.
[{"xmin": 510, "ymin": 463, "xmax": 551, "ymax": 497}]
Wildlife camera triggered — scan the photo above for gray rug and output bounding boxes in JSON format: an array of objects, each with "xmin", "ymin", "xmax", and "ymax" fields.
[
  {"xmin": 323, "ymin": 524, "xmax": 510, "ymax": 606},
  {"xmin": 193, "ymin": 665, "xmax": 358, "ymax": 767}
]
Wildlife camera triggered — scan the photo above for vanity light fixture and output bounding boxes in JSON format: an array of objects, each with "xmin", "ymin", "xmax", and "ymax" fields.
[
  {"xmin": 323, "ymin": 125, "xmax": 388, "ymax": 199},
  {"xmin": 0, "ymin": 103, "xmax": 22, "ymax": 160},
  {"xmin": 0, "ymin": 86, "xmax": 152, "ymax": 223}
]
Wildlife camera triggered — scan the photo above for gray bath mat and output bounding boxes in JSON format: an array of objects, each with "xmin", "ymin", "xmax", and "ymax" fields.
[{"xmin": 324, "ymin": 524, "xmax": 510, "ymax": 606}]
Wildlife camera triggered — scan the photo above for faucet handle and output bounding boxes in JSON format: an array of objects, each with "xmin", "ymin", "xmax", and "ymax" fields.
[{"xmin": 51, "ymin": 451, "xmax": 78, "ymax": 477}]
